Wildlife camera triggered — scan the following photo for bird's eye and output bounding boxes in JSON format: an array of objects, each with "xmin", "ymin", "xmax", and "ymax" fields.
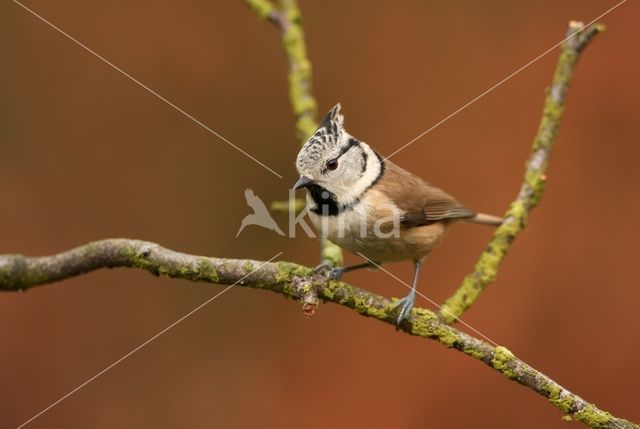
[{"xmin": 326, "ymin": 159, "xmax": 339, "ymax": 171}]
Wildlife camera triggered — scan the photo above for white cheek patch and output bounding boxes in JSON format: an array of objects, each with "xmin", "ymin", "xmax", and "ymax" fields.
[{"xmin": 334, "ymin": 143, "xmax": 382, "ymax": 206}]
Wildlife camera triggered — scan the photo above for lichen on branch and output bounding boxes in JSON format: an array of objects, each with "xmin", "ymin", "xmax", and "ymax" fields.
[
  {"xmin": 1, "ymin": 9, "xmax": 633, "ymax": 429},
  {"xmin": 0, "ymin": 238, "xmax": 636, "ymax": 428},
  {"xmin": 439, "ymin": 22, "xmax": 605, "ymax": 324}
]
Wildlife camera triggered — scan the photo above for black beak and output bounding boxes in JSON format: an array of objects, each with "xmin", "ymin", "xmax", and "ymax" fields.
[{"xmin": 293, "ymin": 176, "xmax": 313, "ymax": 190}]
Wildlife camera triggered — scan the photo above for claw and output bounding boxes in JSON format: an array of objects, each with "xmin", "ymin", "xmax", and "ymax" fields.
[
  {"xmin": 313, "ymin": 261, "xmax": 332, "ymax": 274},
  {"xmin": 327, "ymin": 267, "xmax": 346, "ymax": 281},
  {"xmin": 313, "ymin": 263, "xmax": 345, "ymax": 280},
  {"xmin": 393, "ymin": 291, "xmax": 416, "ymax": 326}
]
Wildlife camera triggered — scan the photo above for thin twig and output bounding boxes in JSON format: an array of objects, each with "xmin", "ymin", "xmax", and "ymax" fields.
[
  {"xmin": 439, "ymin": 21, "xmax": 605, "ymax": 324},
  {"xmin": 245, "ymin": 0, "xmax": 343, "ymax": 267},
  {"xmin": 0, "ymin": 238, "xmax": 636, "ymax": 428},
  {"xmin": 242, "ymin": 0, "xmax": 279, "ymax": 25},
  {"xmin": 270, "ymin": 197, "xmax": 305, "ymax": 214}
]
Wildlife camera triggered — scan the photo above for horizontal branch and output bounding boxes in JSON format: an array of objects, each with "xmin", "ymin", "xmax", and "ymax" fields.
[
  {"xmin": 0, "ymin": 239, "xmax": 636, "ymax": 428},
  {"xmin": 439, "ymin": 21, "xmax": 605, "ymax": 324}
]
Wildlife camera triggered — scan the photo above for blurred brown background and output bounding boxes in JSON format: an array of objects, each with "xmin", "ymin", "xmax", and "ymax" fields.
[{"xmin": 1, "ymin": 1, "xmax": 639, "ymax": 427}]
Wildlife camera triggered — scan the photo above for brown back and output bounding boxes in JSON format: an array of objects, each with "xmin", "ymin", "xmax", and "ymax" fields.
[{"xmin": 378, "ymin": 160, "xmax": 476, "ymax": 227}]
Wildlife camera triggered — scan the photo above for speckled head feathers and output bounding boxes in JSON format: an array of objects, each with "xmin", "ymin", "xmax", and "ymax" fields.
[
  {"xmin": 295, "ymin": 103, "xmax": 345, "ymax": 174},
  {"xmin": 294, "ymin": 104, "xmax": 384, "ymax": 209}
]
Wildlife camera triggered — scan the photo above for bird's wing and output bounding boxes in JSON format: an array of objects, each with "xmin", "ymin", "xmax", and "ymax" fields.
[
  {"xmin": 381, "ymin": 161, "xmax": 475, "ymax": 227},
  {"xmin": 244, "ymin": 188, "xmax": 269, "ymax": 212}
]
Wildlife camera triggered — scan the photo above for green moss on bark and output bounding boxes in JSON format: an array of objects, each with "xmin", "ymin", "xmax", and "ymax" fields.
[
  {"xmin": 410, "ymin": 309, "xmax": 460, "ymax": 347},
  {"xmin": 274, "ymin": 262, "xmax": 313, "ymax": 283},
  {"xmin": 491, "ymin": 346, "xmax": 517, "ymax": 379}
]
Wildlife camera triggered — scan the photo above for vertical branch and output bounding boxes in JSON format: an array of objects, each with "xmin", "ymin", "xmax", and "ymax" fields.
[
  {"xmin": 278, "ymin": 0, "xmax": 318, "ymax": 144},
  {"xmin": 244, "ymin": 0, "xmax": 316, "ymax": 143},
  {"xmin": 439, "ymin": 22, "xmax": 605, "ymax": 324},
  {"xmin": 245, "ymin": 0, "xmax": 343, "ymax": 267}
]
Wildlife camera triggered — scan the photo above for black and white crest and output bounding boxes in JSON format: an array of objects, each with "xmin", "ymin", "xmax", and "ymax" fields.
[
  {"xmin": 316, "ymin": 103, "xmax": 344, "ymax": 138},
  {"xmin": 294, "ymin": 103, "xmax": 385, "ymax": 216},
  {"xmin": 296, "ymin": 103, "xmax": 345, "ymax": 171}
]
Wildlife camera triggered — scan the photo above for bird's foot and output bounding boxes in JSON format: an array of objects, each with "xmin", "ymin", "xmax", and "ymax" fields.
[
  {"xmin": 313, "ymin": 262, "xmax": 345, "ymax": 281},
  {"xmin": 313, "ymin": 261, "xmax": 332, "ymax": 274},
  {"xmin": 326, "ymin": 267, "xmax": 346, "ymax": 281},
  {"xmin": 393, "ymin": 292, "xmax": 416, "ymax": 326}
]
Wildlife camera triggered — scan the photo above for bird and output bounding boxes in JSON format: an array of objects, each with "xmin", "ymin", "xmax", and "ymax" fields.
[
  {"xmin": 293, "ymin": 103, "xmax": 502, "ymax": 325},
  {"xmin": 236, "ymin": 188, "xmax": 285, "ymax": 237}
]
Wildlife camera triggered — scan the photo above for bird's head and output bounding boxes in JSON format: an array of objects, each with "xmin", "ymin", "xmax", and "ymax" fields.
[{"xmin": 293, "ymin": 103, "xmax": 383, "ymax": 208}]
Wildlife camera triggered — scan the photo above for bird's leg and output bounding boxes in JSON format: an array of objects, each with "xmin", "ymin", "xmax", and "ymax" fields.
[
  {"xmin": 314, "ymin": 261, "xmax": 378, "ymax": 281},
  {"xmin": 394, "ymin": 260, "xmax": 422, "ymax": 325}
]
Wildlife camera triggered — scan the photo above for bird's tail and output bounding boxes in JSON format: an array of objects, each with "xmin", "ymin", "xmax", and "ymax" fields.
[{"xmin": 467, "ymin": 212, "xmax": 503, "ymax": 226}]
